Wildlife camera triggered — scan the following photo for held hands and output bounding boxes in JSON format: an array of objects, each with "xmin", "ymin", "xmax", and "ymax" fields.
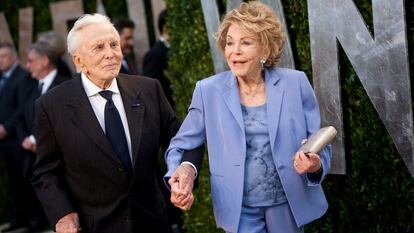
[
  {"xmin": 56, "ymin": 212, "xmax": 81, "ymax": 233},
  {"xmin": 168, "ymin": 163, "xmax": 196, "ymax": 211},
  {"xmin": 293, "ymin": 151, "xmax": 322, "ymax": 174}
]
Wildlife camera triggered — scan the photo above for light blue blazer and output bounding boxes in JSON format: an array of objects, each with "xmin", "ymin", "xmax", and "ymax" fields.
[{"xmin": 165, "ymin": 67, "xmax": 332, "ymax": 232}]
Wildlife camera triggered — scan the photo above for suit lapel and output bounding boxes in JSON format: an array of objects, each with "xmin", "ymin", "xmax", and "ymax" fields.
[
  {"xmin": 265, "ymin": 69, "xmax": 285, "ymax": 150},
  {"xmin": 48, "ymin": 73, "xmax": 66, "ymax": 91},
  {"xmin": 67, "ymin": 76, "xmax": 122, "ymax": 165},
  {"xmin": 117, "ymin": 77, "xmax": 144, "ymax": 167},
  {"xmin": 223, "ymin": 72, "xmax": 244, "ymax": 131}
]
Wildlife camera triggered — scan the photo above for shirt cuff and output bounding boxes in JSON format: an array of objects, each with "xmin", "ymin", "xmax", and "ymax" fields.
[
  {"xmin": 180, "ymin": 161, "xmax": 198, "ymax": 178},
  {"xmin": 29, "ymin": 135, "xmax": 36, "ymax": 144}
]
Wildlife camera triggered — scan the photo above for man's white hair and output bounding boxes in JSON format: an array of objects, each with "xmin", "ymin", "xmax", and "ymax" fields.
[{"xmin": 67, "ymin": 13, "xmax": 119, "ymax": 55}]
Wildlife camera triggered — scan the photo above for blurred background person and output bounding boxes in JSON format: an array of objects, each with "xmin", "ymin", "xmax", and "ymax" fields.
[
  {"xmin": 165, "ymin": 2, "xmax": 332, "ymax": 233},
  {"xmin": 143, "ymin": 9, "xmax": 183, "ymax": 233},
  {"xmin": 113, "ymin": 16, "xmax": 139, "ymax": 75},
  {"xmin": 37, "ymin": 31, "xmax": 73, "ymax": 78},
  {"xmin": 142, "ymin": 9, "xmax": 174, "ymax": 108},
  {"xmin": 10, "ymin": 40, "xmax": 71, "ymax": 233},
  {"xmin": 0, "ymin": 42, "xmax": 36, "ymax": 232}
]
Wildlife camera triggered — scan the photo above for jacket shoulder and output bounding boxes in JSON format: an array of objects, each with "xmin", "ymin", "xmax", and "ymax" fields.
[
  {"xmin": 198, "ymin": 70, "xmax": 232, "ymax": 88},
  {"xmin": 118, "ymin": 73, "xmax": 158, "ymax": 86},
  {"xmin": 273, "ymin": 67, "xmax": 306, "ymax": 79},
  {"xmin": 38, "ymin": 77, "xmax": 78, "ymax": 105}
]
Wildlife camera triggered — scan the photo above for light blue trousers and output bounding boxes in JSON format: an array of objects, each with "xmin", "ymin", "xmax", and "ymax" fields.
[{"xmin": 227, "ymin": 203, "xmax": 304, "ymax": 233}]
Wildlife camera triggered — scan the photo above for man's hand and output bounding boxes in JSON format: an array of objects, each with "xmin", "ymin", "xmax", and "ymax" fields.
[
  {"xmin": 293, "ymin": 151, "xmax": 322, "ymax": 174},
  {"xmin": 55, "ymin": 212, "xmax": 81, "ymax": 233},
  {"xmin": 0, "ymin": 124, "xmax": 7, "ymax": 140},
  {"xmin": 168, "ymin": 163, "xmax": 196, "ymax": 210},
  {"xmin": 22, "ymin": 137, "xmax": 36, "ymax": 153}
]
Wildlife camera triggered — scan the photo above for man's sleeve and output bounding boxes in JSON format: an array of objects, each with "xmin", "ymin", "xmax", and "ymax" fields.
[
  {"xmin": 164, "ymin": 81, "xmax": 206, "ymax": 180},
  {"xmin": 31, "ymin": 98, "xmax": 75, "ymax": 227}
]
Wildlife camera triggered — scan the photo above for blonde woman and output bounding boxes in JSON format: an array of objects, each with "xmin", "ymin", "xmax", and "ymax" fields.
[{"xmin": 165, "ymin": 1, "xmax": 331, "ymax": 232}]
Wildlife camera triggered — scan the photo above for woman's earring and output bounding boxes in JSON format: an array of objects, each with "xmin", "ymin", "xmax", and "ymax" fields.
[{"xmin": 260, "ymin": 58, "xmax": 266, "ymax": 70}]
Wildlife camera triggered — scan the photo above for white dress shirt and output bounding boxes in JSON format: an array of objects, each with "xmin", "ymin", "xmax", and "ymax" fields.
[
  {"xmin": 81, "ymin": 73, "xmax": 132, "ymax": 160},
  {"xmin": 38, "ymin": 69, "xmax": 57, "ymax": 94},
  {"xmin": 29, "ymin": 69, "xmax": 58, "ymax": 144},
  {"xmin": 2, "ymin": 62, "xmax": 18, "ymax": 79}
]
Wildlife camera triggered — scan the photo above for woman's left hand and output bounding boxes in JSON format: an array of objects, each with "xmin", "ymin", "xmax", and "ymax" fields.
[{"xmin": 293, "ymin": 151, "xmax": 322, "ymax": 174}]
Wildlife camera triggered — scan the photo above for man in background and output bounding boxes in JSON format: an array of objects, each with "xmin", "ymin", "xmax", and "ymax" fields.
[
  {"xmin": 21, "ymin": 41, "xmax": 70, "ymax": 172},
  {"xmin": 142, "ymin": 9, "xmax": 174, "ymax": 107},
  {"xmin": 0, "ymin": 42, "xmax": 36, "ymax": 232},
  {"xmin": 113, "ymin": 17, "xmax": 139, "ymax": 75},
  {"xmin": 37, "ymin": 31, "xmax": 73, "ymax": 78},
  {"xmin": 7, "ymin": 41, "xmax": 71, "ymax": 233}
]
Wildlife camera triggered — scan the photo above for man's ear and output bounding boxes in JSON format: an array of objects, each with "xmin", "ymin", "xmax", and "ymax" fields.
[{"xmin": 72, "ymin": 54, "xmax": 82, "ymax": 72}]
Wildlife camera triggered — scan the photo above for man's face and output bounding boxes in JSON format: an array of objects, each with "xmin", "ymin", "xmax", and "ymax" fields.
[
  {"xmin": 73, "ymin": 23, "xmax": 122, "ymax": 86},
  {"xmin": 119, "ymin": 27, "xmax": 134, "ymax": 56},
  {"xmin": 26, "ymin": 49, "xmax": 48, "ymax": 80},
  {"xmin": 0, "ymin": 47, "xmax": 16, "ymax": 72}
]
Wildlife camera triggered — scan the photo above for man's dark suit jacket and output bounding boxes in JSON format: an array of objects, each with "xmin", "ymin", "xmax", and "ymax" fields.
[
  {"xmin": 142, "ymin": 41, "xmax": 173, "ymax": 107},
  {"xmin": 0, "ymin": 65, "xmax": 34, "ymax": 149},
  {"xmin": 17, "ymin": 72, "xmax": 69, "ymax": 178},
  {"xmin": 32, "ymin": 73, "xmax": 195, "ymax": 233}
]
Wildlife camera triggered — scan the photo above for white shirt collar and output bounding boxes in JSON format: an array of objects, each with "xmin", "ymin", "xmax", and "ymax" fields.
[
  {"xmin": 159, "ymin": 36, "xmax": 170, "ymax": 48},
  {"xmin": 40, "ymin": 69, "xmax": 57, "ymax": 87},
  {"xmin": 3, "ymin": 62, "xmax": 18, "ymax": 78},
  {"xmin": 81, "ymin": 72, "xmax": 120, "ymax": 97}
]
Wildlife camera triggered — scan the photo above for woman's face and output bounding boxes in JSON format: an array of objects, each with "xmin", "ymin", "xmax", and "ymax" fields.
[{"xmin": 224, "ymin": 24, "xmax": 265, "ymax": 80}]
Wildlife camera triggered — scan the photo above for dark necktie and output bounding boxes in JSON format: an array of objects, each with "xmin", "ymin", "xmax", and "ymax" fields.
[
  {"xmin": 36, "ymin": 82, "xmax": 44, "ymax": 98},
  {"xmin": 99, "ymin": 90, "xmax": 133, "ymax": 177}
]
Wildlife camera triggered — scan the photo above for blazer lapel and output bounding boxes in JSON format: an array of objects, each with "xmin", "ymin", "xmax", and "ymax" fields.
[
  {"xmin": 223, "ymin": 73, "xmax": 244, "ymax": 132},
  {"xmin": 265, "ymin": 68, "xmax": 285, "ymax": 151},
  {"xmin": 117, "ymin": 77, "xmax": 144, "ymax": 167},
  {"xmin": 67, "ymin": 76, "xmax": 122, "ymax": 165}
]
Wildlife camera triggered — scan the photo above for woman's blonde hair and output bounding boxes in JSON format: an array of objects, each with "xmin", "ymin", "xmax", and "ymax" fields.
[{"xmin": 216, "ymin": 1, "xmax": 285, "ymax": 67}]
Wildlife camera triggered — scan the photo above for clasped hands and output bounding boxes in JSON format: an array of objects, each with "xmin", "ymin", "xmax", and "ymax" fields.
[
  {"xmin": 168, "ymin": 163, "xmax": 196, "ymax": 211},
  {"xmin": 293, "ymin": 151, "xmax": 322, "ymax": 174}
]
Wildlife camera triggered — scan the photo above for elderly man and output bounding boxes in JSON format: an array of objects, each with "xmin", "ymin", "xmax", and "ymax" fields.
[{"xmin": 31, "ymin": 13, "xmax": 201, "ymax": 233}]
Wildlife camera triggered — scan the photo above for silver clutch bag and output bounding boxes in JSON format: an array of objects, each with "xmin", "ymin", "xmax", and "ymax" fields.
[{"xmin": 299, "ymin": 126, "xmax": 337, "ymax": 154}]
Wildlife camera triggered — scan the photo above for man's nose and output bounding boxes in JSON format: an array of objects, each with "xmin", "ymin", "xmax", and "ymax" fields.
[{"xmin": 104, "ymin": 45, "xmax": 115, "ymax": 58}]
